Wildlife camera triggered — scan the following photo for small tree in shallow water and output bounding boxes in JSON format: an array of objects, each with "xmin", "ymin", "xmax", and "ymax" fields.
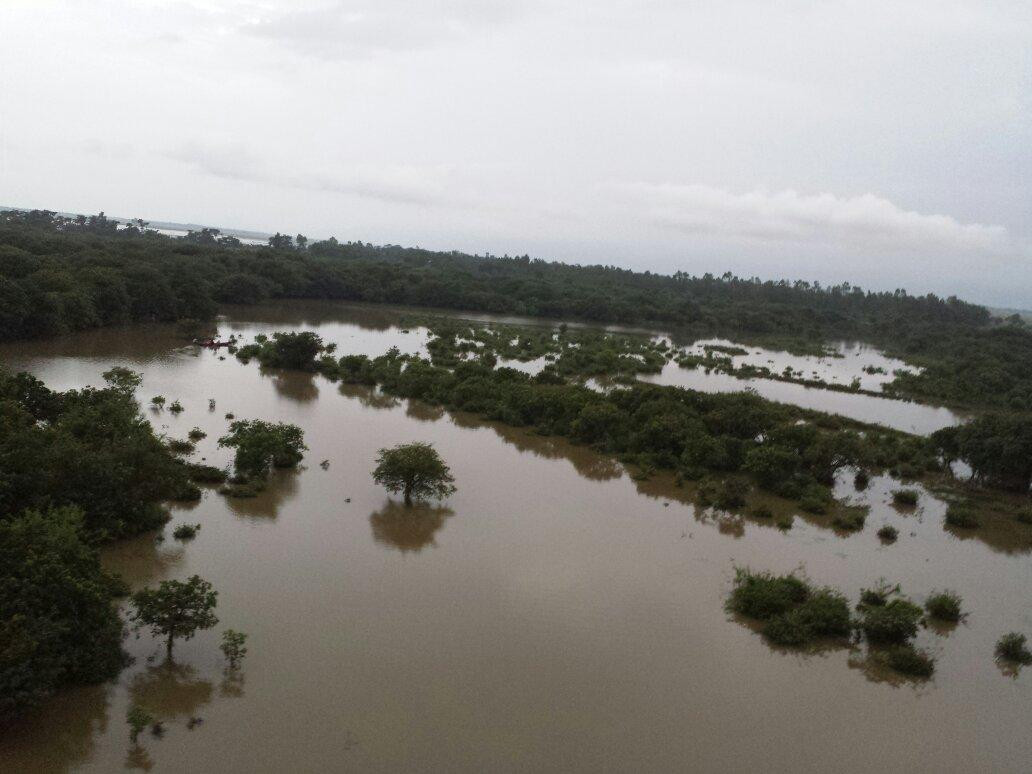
[
  {"xmin": 131, "ymin": 576, "xmax": 218, "ymax": 658},
  {"xmin": 372, "ymin": 442, "xmax": 456, "ymax": 506},
  {"xmin": 219, "ymin": 630, "xmax": 248, "ymax": 669},
  {"xmin": 218, "ymin": 419, "xmax": 306, "ymax": 479}
]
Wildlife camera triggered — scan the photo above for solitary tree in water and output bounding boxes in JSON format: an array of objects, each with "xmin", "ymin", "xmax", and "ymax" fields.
[
  {"xmin": 372, "ymin": 442, "xmax": 456, "ymax": 506},
  {"xmin": 131, "ymin": 575, "xmax": 218, "ymax": 658}
]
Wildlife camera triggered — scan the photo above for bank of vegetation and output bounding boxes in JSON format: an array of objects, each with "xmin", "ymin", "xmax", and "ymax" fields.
[{"xmin": 3, "ymin": 209, "xmax": 1032, "ymax": 411}]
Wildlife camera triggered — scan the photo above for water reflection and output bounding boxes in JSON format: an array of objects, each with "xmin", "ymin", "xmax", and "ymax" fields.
[
  {"xmin": 269, "ymin": 370, "xmax": 320, "ymax": 403},
  {"xmin": 124, "ymin": 744, "xmax": 154, "ymax": 771},
  {"xmin": 223, "ymin": 468, "xmax": 301, "ymax": 520},
  {"xmin": 369, "ymin": 501, "xmax": 454, "ymax": 553},
  {"xmin": 338, "ymin": 383, "xmax": 400, "ymax": 410},
  {"xmin": 405, "ymin": 399, "xmax": 445, "ymax": 423},
  {"xmin": 128, "ymin": 662, "xmax": 213, "ymax": 721},
  {"xmin": 0, "ymin": 684, "xmax": 109, "ymax": 774}
]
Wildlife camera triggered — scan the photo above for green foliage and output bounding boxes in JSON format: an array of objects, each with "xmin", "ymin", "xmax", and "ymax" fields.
[
  {"xmin": 219, "ymin": 630, "xmax": 248, "ymax": 669},
  {"xmin": 126, "ymin": 705, "xmax": 154, "ymax": 744},
  {"xmin": 832, "ymin": 508, "xmax": 867, "ymax": 532},
  {"xmin": 877, "ymin": 524, "xmax": 899, "ymax": 542},
  {"xmin": 0, "ymin": 370, "xmax": 191, "ymax": 540},
  {"xmin": 932, "ymin": 414, "xmax": 1032, "ymax": 492},
  {"xmin": 726, "ymin": 569, "xmax": 809, "ymax": 621},
  {"xmin": 1, "ymin": 209, "xmax": 1027, "ymax": 412},
  {"xmin": 131, "ymin": 575, "xmax": 218, "ymax": 657},
  {"xmin": 150, "ymin": 395, "xmax": 166, "ymax": 408},
  {"xmin": 892, "ymin": 489, "xmax": 919, "ymax": 507},
  {"xmin": 218, "ymin": 419, "xmax": 306, "ymax": 479},
  {"xmin": 858, "ymin": 598, "xmax": 923, "ymax": 644},
  {"xmin": 880, "ymin": 645, "xmax": 935, "ymax": 678},
  {"xmin": 166, "ymin": 438, "xmax": 195, "ymax": 455},
  {"xmin": 185, "ymin": 463, "xmax": 228, "ymax": 484},
  {"xmin": 237, "ymin": 331, "xmax": 326, "ymax": 371},
  {"xmin": 187, "ymin": 427, "xmax": 206, "ymax": 441},
  {"xmin": 102, "ymin": 366, "xmax": 142, "ymax": 395},
  {"xmin": 172, "ymin": 523, "xmax": 200, "ymax": 541},
  {"xmin": 995, "ymin": 633, "xmax": 1032, "ymax": 664},
  {"xmin": 168, "ymin": 400, "xmax": 183, "ymax": 414},
  {"xmin": 727, "ymin": 570, "xmax": 850, "ymax": 646},
  {"xmin": 944, "ymin": 503, "xmax": 982, "ymax": 530},
  {"xmin": 0, "ymin": 508, "xmax": 125, "ymax": 722},
  {"xmin": 372, "ymin": 442, "xmax": 457, "ymax": 506},
  {"xmin": 798, "ymin": 483, "xmax": 833, "ymax": 515},
  {"xmin": 924, "ymin": 590, "xmax": 962, "ymax": 622}
]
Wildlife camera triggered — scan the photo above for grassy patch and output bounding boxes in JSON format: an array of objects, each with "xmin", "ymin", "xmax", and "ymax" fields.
[
  {"xmin": 879, "ymin": 645, "xmax": 935, "ymax": 677},
  {"xmin": 924, "ymin": 590, "xmax": 962, "ymax": 622},
  {"xmin": 891, "ymin": 489, "xmax": 919, "ymax": 507},
  {"xmin": 877, "ymin": 524, "xmax": 898, "ymax": 542},
  {"xmin": 945, "ymin": 503, "xmax": 982, "ymax": 529},
  {"xmin": 858, "ymin": 598, "xmax": 923, "ymax": 644}
]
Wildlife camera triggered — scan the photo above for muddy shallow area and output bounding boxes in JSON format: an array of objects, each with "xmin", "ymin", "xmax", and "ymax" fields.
[{"xmin": 0, "ymin": 303, "xmax": 1027, "ymax": 773}]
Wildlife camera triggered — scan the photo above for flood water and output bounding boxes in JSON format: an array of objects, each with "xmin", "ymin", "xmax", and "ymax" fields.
[{"xmin": 0, "ymin": 303, "xmax": 1028, "ymax": 773}]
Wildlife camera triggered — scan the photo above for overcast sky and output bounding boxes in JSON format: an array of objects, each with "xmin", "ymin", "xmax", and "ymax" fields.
[{"xmin": 1, "ymin": 1, "xmax": 1030, "ymax": 306}]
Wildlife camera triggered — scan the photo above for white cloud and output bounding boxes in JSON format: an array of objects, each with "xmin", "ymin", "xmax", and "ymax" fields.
[{"xmin": 610, "ymin": 183, "xmax": 1012, "ymax": 256}]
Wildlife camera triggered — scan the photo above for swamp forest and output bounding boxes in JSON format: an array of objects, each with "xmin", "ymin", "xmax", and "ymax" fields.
[{"xmin": 1, "ymin": 210, "xmax": 1032, "ymax": 772}]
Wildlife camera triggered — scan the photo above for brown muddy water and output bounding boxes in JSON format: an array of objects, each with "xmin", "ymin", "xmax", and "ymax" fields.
[{"xmin": 0, "ymin": 303, "xmax": 1029, "ymax": 773}]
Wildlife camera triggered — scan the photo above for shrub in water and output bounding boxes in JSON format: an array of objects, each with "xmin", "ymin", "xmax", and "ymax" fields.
[
  {"xmin": 727, "ymin": 569, "xmax": 809, "ymax": 621},
  {"xmin": 793, "ymin": 588, "xmax": 852, "ymax": 638},
  {"xmin": 881, "ymin": 645, "xmax": 935, "ymax": 677},
  {"xmin": 892, "ymin": 489, "xmax": 919, "ymax": 507},
  {"xmin": 859, "ymin": 598, "xmax": 923, "ymax": 644},
  {"xmin": 166, "ymin": 438, "xmax": 195, "ymax": 455},
  {"xmin": 187, "ymin": 428, "xmax": 207, "ymax": 441},
  {"xmin": 775, "ymin": 514, "xmax": 794, "ymax": 531},
  {"xmin": 877, "ymin": 524, "xmax": 898, "ymax": 542},
  {"xmin": 945, "ymin": 503, "xmax": 981, "ymax": 529},
  {"xmin": 995, "ymin": 632, "xmax": 1032, "ymax": 664},
  {"xmin": 168, "ymin": 400, "xmax": 184, "ymax": 413},
  {"xmin": 924, "ymin": 590, "xmax": 962, "ymax": 622},
  {"xmin": 832, "ymin": 508, "xmax": 867, "ymax": 532},
  {"xmin": 172, "ymin": 523, "xmax": 200, "ymax": 541},
  {"xmin": 799, "ymin": 483, "xmax": 833, "ymax": 515},
  {"xmin": 715, "ymin": 478, "xmax": 748, "ymax": 510},
  {"xmin": 751, "ymin": 505, "xmax": 773, "ymax": 519},
  {"xmin": 186, "ymin": 463, "xmax": 228, "ymax": 484}
]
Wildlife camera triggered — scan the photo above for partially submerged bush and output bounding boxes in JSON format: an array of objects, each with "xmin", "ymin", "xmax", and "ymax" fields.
[
  {"xmin": 880, "ymin": 645, "xmax": 935, "ymax": 678},
  {"xmin": 799, "ymin": 483, "xmax": 833, "ymax": 515},
  {"xmin": 172, "ymin": 523, "xmax": 200, "ymax": 541},
  {"xmin": 832, "ymin": 507, "xmax": 867, "ymax": 532},
  {"xmin": 150, "ymin": 396, "xmax": 166, "ymax": 409},
  {"xmin": 727, "ymin": 569, "xmax": 809, "ymax": 621},
  {"xmin": 995, "ymin": 632, "xmax": 1032, "ymax": 664},
  {"xmin": 858, "ymin": 598, "xmax": 923, "ymax": 644},
  {"xmin": 168, "ymin": 400, "xmax": 184, "ymax": 414},
  {"xmin": 775, "ymin": 514, "xmax": 794, "ymax": 531},
  {"xmin": 751, "ymin": 504, "xmax": 773, "ymax": 519},
  {"xmin": 186, "ymin": 463, "xmax": 228, "ymax": 484},
  {"xmin": 166, "ymin": 438, "xmax": 195, "ymax": 455},
  {"xmin": 187, "ymin": 427, "xmax": 207, "ymax": 441},
  {"xmin": 945, "ymin": 503, "xmax": 981, "ymax": 529},
  {"xmin": 715, "ymin": 478, "xmax": 748, "ymax": 510},
  {"xmin": 924, "ymin": 590, "xmax": 962, "ymax": 622},
  {"xmin": 892, "ymin": 489, "xmax": 919, "ymax": 507},
  {"xmin": 877, "ymin": 524, "xmax": 898, "ymax": 542},
  {"xmin": 728, "ymin": 570, "xmax": 850, "ymax": 646}
]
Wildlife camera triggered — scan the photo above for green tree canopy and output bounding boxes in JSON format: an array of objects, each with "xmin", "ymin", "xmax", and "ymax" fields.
[
  {"xmin": 218, "ymin": 419, "xmax": 307, "ymax": 479},
  {"xmin": 372, "ymin": 442, "xmax": 457, "ymax": 506},
  {"xmin": 131, "ymin": 575, "xmax": 219, "ymax": 658}
]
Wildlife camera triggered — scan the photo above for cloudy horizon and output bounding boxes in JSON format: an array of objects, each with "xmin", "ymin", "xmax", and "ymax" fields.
[{"xmin": 1, "ymin": 1, "xmax": 1029, "ymax": 306}]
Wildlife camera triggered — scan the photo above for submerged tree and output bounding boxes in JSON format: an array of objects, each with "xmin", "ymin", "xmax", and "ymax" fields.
[
  {"xmin": 219, "ymin": 630, "xmax": 248, "ymax": 669},
  {"xmin": 218, "ymin": 419, "xmax": 306, "ymax": 479},
  {"xmin": 131, "ymin": 575, "xmax": 218, "ymax": 658},
  {"xmin": 372, "ymin": 442, "xmax": 456, "ymax": 506}
]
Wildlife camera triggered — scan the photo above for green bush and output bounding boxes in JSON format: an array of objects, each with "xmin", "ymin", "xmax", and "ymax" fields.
[
  {"xmin": 853, "ymin": 470, "xmax": 870, "ymax": 490},
  {"xmin": 881, "ymin": 645, "xmax": 935, "ymax": 677},
  {"xmin": 172, "ymin": 523, "xmax": 200, "ymax": 541},
  {"xmin": 186, "ymin": 463, "xmax": 228, "ymax": 484},
  {"xmin": 892, "ymin": 489, "xmax": 919, "ymax": 507},
  {"xmin": 187, "ymin": 427, "xmax": 207, "ymax": 441},
  {"xmin": 945, "ymin": 503, "xmax": 981, "ymax": 529},
  {"xmin": 168, "ymin": 400, "xmax": 184, "ymax": 413},
  {"xmin": 775, "ymin": 514, "xmax": 794, "ymax": 531},
  {"xmin": 727, "ymin": 569, "xmax": 809, "ymax": 621},
  {"xmin": 859, "ymin": 598, "xmax": 923, "ymax": 644},
  {"xmin": 715, "ymin": 478, "xmax": 749, "ymax": 510},
  {"xmin": 799, "ymin": 483, "xmax": 833, "ymax": 515},
  {"xmin": 877, "ymin": 525, "xmax": 898, "ymax": 542},
  {"xmin": 751, "ymin": 505, "xmax": 773, "ymax": 519},
  {"xmin": 832, "ymin": 508, "xmax": 867, "ymax": 532},
  {"xmin": 166, "ymin": 438, "xmax": 195, "ymax": 455},
  {"xmin": 924, "ymin": 590, "xmax": 962, "ymax": 622},
  {"xmin": 995, "ymin": 632, "xmax": 1032, "ymax": 664}
]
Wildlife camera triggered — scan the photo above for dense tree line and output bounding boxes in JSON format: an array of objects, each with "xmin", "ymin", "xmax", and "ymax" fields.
[
  {"xmin": 1, "ymin": 208, "xmax": 1029, "ymax": 409},
  {"xmin": 0, "ymin": 368, "xmax": 192, "ymax": 722}
]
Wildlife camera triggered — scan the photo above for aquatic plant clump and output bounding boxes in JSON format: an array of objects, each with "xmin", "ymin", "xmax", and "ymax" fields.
[
  {"xmin": 944, "ymin": 503, "xmax": 982, "ymax": 530},
  {"xmin": 858, "ymin": 598, "xmax": 923, "ymax": 644},
  {"xmin": 924, "ymin": 590, "xmax": 962, "ymax": 622},
  {"xmin": 172, "ymin": 523, "xmax": 201, "ymax": 541},
  {"xmin": 891, "ymin": 489, "xmax": 919, "ymax": 507},
  {"xmin": 995, "ymin": 633, "xmax": 1032, "ymax": 664},
  {"xmin": 879, "ymin": 645, "xmax": 936, "ymax": 678},
  {"xmin": 727, "ymin": 570, "xmax": 851, "ymax": 646},
  {"xmin": 877, "ymin": 525, "xmax": 899, "ymax": 542}
]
